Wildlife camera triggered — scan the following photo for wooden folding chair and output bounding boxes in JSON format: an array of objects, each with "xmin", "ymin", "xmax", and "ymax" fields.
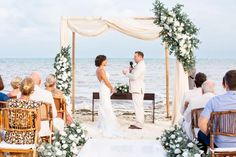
[
  {"xmin": 53, "ymin": 97, "xmax": 67, "ymax": 123},
  {"xmin": 0, "ymin": 108, "xmax": 39, "ymax": 157},
  {"xmin": 0, "ymin": 101, "xmax": 8, "ymax": 109},
  {"xmin": 191, "ymin": 107, "xmax": 204, "ymax": 139},
  {"xmin": 8, "ymin": 96, "xmax": 17, "ymax": 99},
  {"xmin": 39, "ymin": 103, "xmax": 53, "ymax": 144},
  {"xmin": 209, "ymin": 110, "xmax": 236, "ymax": 157}
]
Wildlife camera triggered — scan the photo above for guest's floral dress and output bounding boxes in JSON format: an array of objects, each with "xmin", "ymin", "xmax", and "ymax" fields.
[{"xmin": 4, "ymin": 99, "xmax": 42, "ymax": 144}]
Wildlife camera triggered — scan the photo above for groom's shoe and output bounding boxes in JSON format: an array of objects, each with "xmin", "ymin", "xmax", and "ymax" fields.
[{"xmin": 128, "ymin": 125, "xmax": 142, "ymax": 129}]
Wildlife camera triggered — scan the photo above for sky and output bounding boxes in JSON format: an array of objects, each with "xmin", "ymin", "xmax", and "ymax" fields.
[{"xmin": 0, "ymin": 0, "xmax": 235, "ymax": 59}]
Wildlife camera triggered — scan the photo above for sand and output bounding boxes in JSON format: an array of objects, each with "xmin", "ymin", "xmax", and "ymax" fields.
[{"xmin": 73, "ymin": 104, "xmax": 172, "ymax": 140}]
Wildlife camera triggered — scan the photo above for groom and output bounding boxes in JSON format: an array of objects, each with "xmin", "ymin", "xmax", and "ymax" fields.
[{"xmin": 123, "ymin": 51, "xmax": 146, "ymax": 129}]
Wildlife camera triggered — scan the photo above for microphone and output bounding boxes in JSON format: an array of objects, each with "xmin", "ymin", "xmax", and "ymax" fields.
[
  {"xmin": 129, "ymin": 61, "xmax": 134, "ymax": 73},
  {"xmin": 130, "ymin": 61, "xmax": 133, "ymax": 69}
]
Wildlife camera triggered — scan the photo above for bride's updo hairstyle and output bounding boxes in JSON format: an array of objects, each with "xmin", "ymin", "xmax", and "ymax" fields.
[
  {"xmin": 20, "ymin": 77, "xmax": 35, "ymax": 96},
  {"xmin": 95, "ymin": 55, "xmax": 107, "ymax": 67}
]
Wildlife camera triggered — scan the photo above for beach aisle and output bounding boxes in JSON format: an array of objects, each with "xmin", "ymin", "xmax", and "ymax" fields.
[
  {"xmin": 78, "ymin": 139, "xmax": 166, "ymax": 157},
  {"xmin": 75, "ymin": 111, "xmax": 171, "ymax": 157},
  {"xmin": 75, "ymin": 110, "xmax": 172, "ymax": 139}
]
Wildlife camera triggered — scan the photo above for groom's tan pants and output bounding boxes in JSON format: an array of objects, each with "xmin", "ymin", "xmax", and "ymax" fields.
[{"xmin": 132, "ymin": 93, "xmax": 144, "ymax": 128}]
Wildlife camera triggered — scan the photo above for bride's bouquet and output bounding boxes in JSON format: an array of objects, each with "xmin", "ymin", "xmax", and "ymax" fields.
[{"xmin": 115, "ymin": 83, "xmax": 129, "ymax": 93}]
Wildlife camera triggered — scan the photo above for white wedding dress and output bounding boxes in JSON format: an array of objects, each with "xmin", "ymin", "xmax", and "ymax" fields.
[{"xmin": 97, "ymin": 71, "xmax": 122, "ymax": 137}]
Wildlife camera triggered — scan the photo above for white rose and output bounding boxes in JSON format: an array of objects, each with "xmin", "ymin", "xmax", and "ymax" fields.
[
  {"xmin": 72, "ymin": 142, "xmax": 77, "ymax": 147},
  {"xmin": 194, "ymin": 154, "xmax": 201, "ymax": 157},
  {"xmin": 174, "ymin": 148, "xmax": 181, "ymax": 154},
  {"xmin": 169, "ymin": 127, "xmax": 175, "ymax": 131},
  {"xmin": 56, "ymin": 149, "xmax": 62, "ymax": 156},
  {"xmin": 169, "ymin": 11, "xmax": 175, "ymax": 17},
  {"xmin": 180, "ymin": 47, "xmax": 188, "ymax": 56},
  {"xmin": 178, "ymin": 27, "xmax": 184, "ymax": 32},
  {"xmin": 62, "ymin": 144, "xmax": 68, "ymax": 149},
  {"xmin": 62, "ymin": 150, "xmax": 67, "ymax": 155},
  {"xmin": 177, "ymin": 137, "xmax": 182, "ymax": 142},
  {"xmin": 69, "ymin": 134, "xmax": 75, "ymax": 141},
  {"xmin": 55, "ymin": 142, "xmax": 60, "ymax": 146},
  {"xmin": 81, "ymin": 134, "xmax": 85, "ymax": 138},
  {"xmin": 174, "ymin": 21, "xmax": 180, "ymax": 27},
  {"xmin": 180, "ymin": 40, "xmax": 185, "ymax": 47},
  {"xmin": 161, "ymin": 137, "xmax": 166, "ymax": 142},
  {"xmin": 164, "ymin": 24, "xmax": 170, "ymax": 30},
  {"xmin": 60, "ymin": 131, "xmax": 67, "ymax": 136},
  {"xmin": 187, "ymin": 142, "xmax": 194, "ymax": 148},
  {"xmin": 70, "ymin": 123, "xmax": 76, "ymax": 127},
  {"xmin": 167, "ymin": 17, "xmax": 174, "ymax": 23},
  {"xmin": 182, "ymin": 151, "xmax": 189, "ymax": 157},
  {"xmin": 62, "ymin": 76, "xmax": 67, "ymax": 81},
  {"xmin": 170, "ymin": 134, "xmax": 176, "ymax": 139},
  {"xmin": 77, "ymin": 129, "xmax": 82, "ymax": 133},
  {"xmin": 71, "ymin": 147, "xmax": 78, "ymax": 154},
  {"xmin": 63, "ymin": 58, "xmax": 67, "ymax": 62}
]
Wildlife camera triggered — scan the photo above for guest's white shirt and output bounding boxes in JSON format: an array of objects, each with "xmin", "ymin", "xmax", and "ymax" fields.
[
  {"xmin": 30, "ymin": 85, "xmax": 64, "ymax": 135},
  {"xmin": 30, "ymin": 85, "xmax": 57, "ymax": 118},
  {"xmin": 180, "ymin": 87, "xmax": 203, "ymax": 115},
  {"xmin": 183, "ymin": 92, "xmax": 215, "ymax": 139}
]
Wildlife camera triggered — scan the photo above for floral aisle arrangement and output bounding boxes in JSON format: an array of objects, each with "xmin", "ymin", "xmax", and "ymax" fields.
[
  {"xmin": 37, "ymin": 122, "xmax": 86, "ymax": 157},
  {"xmin": 153, "ymin": 0, "xmax": 200, "ymax": 72},
  {"xmin": 54, "ymin": 46, "xmax": 72, "ymax": 96},
  {"xmin": 158, "ymin": 125, "xmax": 204, "ymax": 157},
  {"xmin": 115, "ymin": 83, "xmax": 129, "ymax": 93}
]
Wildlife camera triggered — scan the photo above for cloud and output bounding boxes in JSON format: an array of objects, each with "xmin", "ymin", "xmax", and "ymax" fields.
[{"xmin": 0, "ymin": 0, "xmax": 235, "ymax": 58}]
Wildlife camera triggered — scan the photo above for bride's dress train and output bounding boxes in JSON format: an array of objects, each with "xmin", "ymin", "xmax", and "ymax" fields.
[{"xmin": 97, "ymin": 71, "xmax": 122, "ymax": 137}]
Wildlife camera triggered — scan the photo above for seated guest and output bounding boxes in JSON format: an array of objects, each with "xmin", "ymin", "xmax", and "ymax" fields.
[
  {"xmin": 182, "ymin": 80, "xmax": 215, "ymax": 139},
  {"xmin": 30, "ymin": 71, "xmax": 64, "ymax": 132},
  {"xmin": 4, "ymin": 77, "xmax": 41, "ymax": 144},
  {"xmin": 45, "ymin": 74, "xmax": 73, "ymax": 124},
  {"xmin": 7, "ymin": 76, "xmax": 22, "ymax": 98},
  {"xmin": 45, "ymin": 74, "xmax": 64, "ymax": 98},
  {"xmin": 181, "ymin": 72, "xmax": 207, "ymax": 114},
  {"xmin": 188, "ymin": 67, "xmax": 196, "ymax": 90},
  {"xmin": 198, "ymin": 70, "xmax": 236, "ymax": 152},
  {"xmin": 0, "ymin": 75, "xmax": 9, "ymax": 101}
]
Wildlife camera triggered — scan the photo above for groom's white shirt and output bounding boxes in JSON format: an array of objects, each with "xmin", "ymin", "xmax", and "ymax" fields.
[{"xmin": 126, "ymin": 60, "xmax": 146, "ymax": 94}]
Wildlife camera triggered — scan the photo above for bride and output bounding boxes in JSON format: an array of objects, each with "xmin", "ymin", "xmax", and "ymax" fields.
[{"xmin": 95, "ymin": 55, "xmax": 121, "ymax": 137}]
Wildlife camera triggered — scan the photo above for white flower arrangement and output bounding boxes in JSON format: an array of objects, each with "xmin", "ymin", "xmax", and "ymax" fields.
[
  {"xmin": 153, "ymin": 0, "xmax": 200, "ymax": 72},
  {"xmin": 54, "ymin": 46, "xmax": 72, "ymax": 96},
  {"xmin": 37, "ymin": 121, "xmax": 87, "ymax": 157},
  {"xmin": 158, "ymin": 125, "xmax": 204, "ymax": 157},
  {"xmin": 115, "ymin": 83, "xmax": 129, "ymax": 93}
]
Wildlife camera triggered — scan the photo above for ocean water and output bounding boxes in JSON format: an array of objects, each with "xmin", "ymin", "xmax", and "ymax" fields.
[{"xmin": 0, "ymin": 58, "xmax": 235, "ymax": 110}]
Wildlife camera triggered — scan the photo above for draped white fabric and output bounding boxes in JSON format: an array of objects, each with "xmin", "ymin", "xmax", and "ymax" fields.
[
  {"xmin": 60, "ymin": 16, "xmax": 188, "ymax": 123},
  {"xmin": 172, "ymin": 60, "xmax": 189, "ymax": 125},
  {"xmin": 60, "ymin": 16, "xmax": 162, "ymax": 47}
]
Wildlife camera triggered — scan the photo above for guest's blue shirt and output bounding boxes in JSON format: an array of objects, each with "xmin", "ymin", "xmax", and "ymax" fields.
[
  {"xmin": 0, "ymin": 92, "xmax": 9, "ymax": 101},
  {"xmin": 201, "ymin": 91, "xmax": 236, "ymax": 148}
]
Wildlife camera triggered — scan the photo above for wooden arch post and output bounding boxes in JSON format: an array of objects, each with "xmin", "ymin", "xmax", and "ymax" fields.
[
  {"xmin": 165, "ymin": 42, "xmax": 171, "ymax": 118},
  {"xmin": 72, "ymin": 32, "xmax": 76, "ymax": 114}
]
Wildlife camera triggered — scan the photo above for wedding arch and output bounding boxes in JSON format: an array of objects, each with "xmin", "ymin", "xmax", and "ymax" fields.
[{"xmin": 60, "ymin": 16, "xmax": 189, "ymax": 122}]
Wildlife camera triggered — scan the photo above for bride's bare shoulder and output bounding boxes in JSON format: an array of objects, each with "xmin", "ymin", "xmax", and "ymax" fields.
[{"xmin": 97, "ymin": 67, "xmax": 105, "ymax": 74}]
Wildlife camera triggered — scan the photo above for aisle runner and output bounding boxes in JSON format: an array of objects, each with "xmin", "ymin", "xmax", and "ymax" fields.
[{"xmin": 78, "ymin": 138, "xmax": 166, "ymax": 157}]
